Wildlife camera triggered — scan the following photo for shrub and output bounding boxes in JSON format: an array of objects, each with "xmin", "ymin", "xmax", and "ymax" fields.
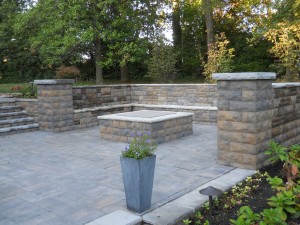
[
  {"xmin": 121, "ymin": 132, "xmax": 157, "ymax": 160},
  {"xmin": 203, "ymin": 33, "xmax": 235, "ymax": 83},
  {"xmin": 55, "ymin": 65, "xmax": 80, "ymax": 81},
  {"xmin": 145, "ymin": 43, "xmax": 179, "ymax": 83}
]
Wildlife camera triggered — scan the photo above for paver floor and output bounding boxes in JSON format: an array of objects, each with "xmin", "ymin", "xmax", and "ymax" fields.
[{"xmin": 0, "ymin": 123, "xmax": 233, "ymax": 225}]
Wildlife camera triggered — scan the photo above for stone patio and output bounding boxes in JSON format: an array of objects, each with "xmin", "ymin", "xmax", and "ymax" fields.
[{"xmin": 0, "ymin": 123, "xmax": 253, "ymax": 225}]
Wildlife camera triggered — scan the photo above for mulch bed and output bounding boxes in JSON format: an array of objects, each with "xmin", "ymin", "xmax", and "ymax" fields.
[{"xmin": 188, "ymin": 162, "xmax": 300, "ymax": 225}]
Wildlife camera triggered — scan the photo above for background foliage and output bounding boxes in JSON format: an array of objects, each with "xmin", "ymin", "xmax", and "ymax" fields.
[{"xmin": 0, "ymin": 0, "xmax": 299, "ymax": 84}]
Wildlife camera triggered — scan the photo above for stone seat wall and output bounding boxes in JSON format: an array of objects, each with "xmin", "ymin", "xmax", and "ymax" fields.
[{"xmin": 74, "ymin": 103, "xmax": 217, "ymax": 129}]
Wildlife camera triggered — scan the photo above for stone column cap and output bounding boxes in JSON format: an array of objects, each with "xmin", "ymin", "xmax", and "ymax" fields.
[
  {"xmin": 212, "ymin": 72, "xmax": 276, "ymax": 80},
  {"xmin": 34, "ymin": 79, "xmax": 75, "ymax": 85}
]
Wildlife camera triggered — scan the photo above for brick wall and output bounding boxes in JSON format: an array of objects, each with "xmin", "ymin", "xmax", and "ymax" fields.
[
  {"xmin": 73, "ymin": 85, "xmax": 132, "ymax": 109},
  {"xmin": 272, "ymin": 83, "xmax": 300, "ymax": 146},
  {"xmin": 130, "ymin": 84, "xmax": 217, "ymax": 106}
]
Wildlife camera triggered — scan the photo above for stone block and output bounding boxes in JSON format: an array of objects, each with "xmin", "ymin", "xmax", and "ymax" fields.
[
  {"xmin": 218, "ymin": 121, "xmax": 257, "ymax": 133},
  {"xmin": 101, "ymin": 87, "xmax": 111, "ymax": 95},
  {"xmin": 256, "ymin": 130, "xmax": 272, "ymax": 143},
  {"xmin": 230, "ymin": 142, "xmax": 257, "ymax": 154},
  {"xmin": 218, "ymin": 140, "xmax": 230, "ymax": 151},
  {"xmin": 242, "ymin": 110, "xmax": 272, "ymax": 123},
  {"xmin": 230, "ymin": 101, "xmax": 257, "ymax": 112},
  {"xmin": 218, "ymin": 90, "xmax": 242, "ymax": 101},
  {"xmin": 217, "ymin": 100, "xmax": 230, "ymax": 110},
  {"xmin": 218, "ymin": 111, "xmax": 242, "ymax": 122}
]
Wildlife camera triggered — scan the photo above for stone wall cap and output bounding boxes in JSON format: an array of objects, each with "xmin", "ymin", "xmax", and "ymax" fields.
[
  {"xmin": 212, "ymin": 72, "xmax": 276, "ymax": 80},
  {"xmin": 133, "ymin": 103, "xmax": 216, "ymax": 111},
  {"xmin": 73, "ymin": 83, "xmax": 217, "ymax": 88},
  {"xmin": 34, "ymin": 79, "xmax": 75, "ymax": 85},
  {"xmin": 131, "ymin": 83, "xmax": 216, "ymax": 86},
  {"xmin": 98, "ymin": 110, "xmax": 194, "ymax": 123},
  {"xmin": 272, "ymin": 82, "xmax": 300, "ymax": 88},
  {"xmin": 15, "ymin": 98, "xmax": 37, "ymax": 102},
  {"xmin": 73, "ymin": 84, "xmax": 132, "ymax": 88},
  {"xmin": 74, "ymin": 104, "xmax": 133, "ymax": 113}
]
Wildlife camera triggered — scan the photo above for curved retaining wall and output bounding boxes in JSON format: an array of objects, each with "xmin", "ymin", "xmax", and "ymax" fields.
[{"xmin": 272, "ymin": 83, "xmax": 300, "ymax": 146}]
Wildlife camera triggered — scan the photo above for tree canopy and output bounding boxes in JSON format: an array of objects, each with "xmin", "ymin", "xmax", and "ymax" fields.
[{"xmin": 0, "ymin": 0, "xmax": 299, "ymax": 83}]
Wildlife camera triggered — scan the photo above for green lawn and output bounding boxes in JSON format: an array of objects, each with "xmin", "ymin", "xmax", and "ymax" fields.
[{"xmin": 0, "ymin": 83, "xmax": 32, "ymax": 94}]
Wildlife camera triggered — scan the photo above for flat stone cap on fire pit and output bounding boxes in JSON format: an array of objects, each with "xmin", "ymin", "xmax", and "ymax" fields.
[{"xmin": 97, "ymin": 110, "xmax": 194, "ymax": 123}]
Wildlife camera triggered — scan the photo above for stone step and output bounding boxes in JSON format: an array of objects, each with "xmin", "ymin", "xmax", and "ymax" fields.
[
  {"xmin": 0, "ymin": 117, "xmax": 35, "ymax": 128},
  {"xmin": 0, "ymin": 111, "xmax": 28, "ymax": 120},
  {"xmin": 0, "ymin": 105, "xmax": 23, "ymax": 113},
  {"xmin": 0, "ymin": 123, "xmax": 39, "ymax": 136},
  {"xmin": 0, "ymin": 98, "xmax": 16, "ymax": 106}
]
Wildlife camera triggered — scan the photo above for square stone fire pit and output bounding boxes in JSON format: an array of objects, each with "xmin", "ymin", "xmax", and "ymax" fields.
[{"xmin": 97, "ymin": 110, "xmax": 193, "ymax": 143}]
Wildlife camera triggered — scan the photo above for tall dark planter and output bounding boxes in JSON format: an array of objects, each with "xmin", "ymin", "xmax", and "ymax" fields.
[{"xmin": 120, "ymin": 155, "xmax": 156, "ymax": 213}]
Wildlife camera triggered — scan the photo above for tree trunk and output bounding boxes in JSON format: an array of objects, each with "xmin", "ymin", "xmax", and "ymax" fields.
[
  {"xmin": 120, "ymin": 60, "xmax": 129, "ymax": 82},
  {"xmin": 203, "ymin": 0, "xmax": 214, "ymax": 51},
  {"xmin": 94, "ymin": 38, "xmax": 103, "ymax": 84},
  {"xmin": 172, "ymin": 0, "xmax": 182, "ymax": 49},
  {"xmin": 286, "ymin": 67, "xmax": 298, "ymax": 82}
]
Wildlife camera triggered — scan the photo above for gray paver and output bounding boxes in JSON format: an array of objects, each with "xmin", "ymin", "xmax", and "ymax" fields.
[
  {"xmin": 0, "ymin": 123, "xmax": 240, "ymax": 225},
  {"xmin": 85, "ymin": 210, "xmax": 142, "ymax": 225},
  {"xmin": 143, "ymin": 202, "xmax": 194, "ymax": 225}
]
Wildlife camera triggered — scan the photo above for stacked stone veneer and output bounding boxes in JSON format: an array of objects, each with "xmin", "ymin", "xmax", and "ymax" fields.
[
  {"xmin": 213, "ymin": 73, "xmax": 276, "ymax": 169},
  {"xmin": 73, "ymin": 104, "xmax": 133, "ymax": 129},
  {"xmin": 73, "ymin": 85, "xmax": 131, "ymax": 109},
  {"xmin": 99, "ymin": 113, "xmax": 193, "ymax": 143},
  {"xmin": 272, "ymin": 83, "xmax": 300, "ymax": 146},
  {"xmin": 73, "ymin": 84, "xmax": 216, "ymax": 108},
  {"xmin": 131, "ymin": 84, "xmax": 217, "ymax": 106},
  {"xmin": 34, "ymin": 80, "xmax": 74, "ymax": 132},
  {"xmin": 16, "ymin": 99, "xmax": 39, "ymax": 123},
  {"xmin": 71, "ymin": 84, "xmax": 218, "ymax": 127}
]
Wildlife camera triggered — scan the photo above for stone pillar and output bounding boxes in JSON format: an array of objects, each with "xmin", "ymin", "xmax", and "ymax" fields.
[
  {"xmin": 34, "ymin": 79, "xmax": 74, "ymax": 132},
  {"xmin": 212, "ymin": 72, "xmax": 276, "ymax": 169}
]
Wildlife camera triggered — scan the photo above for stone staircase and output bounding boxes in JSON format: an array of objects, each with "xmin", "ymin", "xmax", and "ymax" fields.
[{"xmin": 0, "ymin": 98, "xmax": 39, "ymax": 136}]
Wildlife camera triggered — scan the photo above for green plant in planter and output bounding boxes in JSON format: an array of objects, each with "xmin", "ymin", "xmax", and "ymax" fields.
[
  {"xmin": 120, "ymin": 132, "xmax": 158, "ymax": 213},
  {"xmin": 122, "ymin": 132, "xmax": 157, "ymax": 159}
]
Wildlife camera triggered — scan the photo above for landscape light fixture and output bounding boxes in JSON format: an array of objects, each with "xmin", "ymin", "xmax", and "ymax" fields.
[{"xmin": 199, "ymin": 186, "xmax": 222, "ymax": 225}]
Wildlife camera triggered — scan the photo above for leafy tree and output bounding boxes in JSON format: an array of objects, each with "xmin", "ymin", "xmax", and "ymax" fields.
[
  {"xmin": 203, "ymin": 0, "xmax": 214, "ymax": 51},
  {"xmin": 167, "ymin": 0, "xmax": 206, "ymax": 77},
  {"xmin": 203, "ymin": 33, "xmax": 235, "ymax": 82},
  {"xmin": 265, "ymin": 24, "xmax": 300, "ymax": 81},
  {"xmin": 0, "ymin": 0, "xmax": 46, "ymax": 83},
  {"xmin": 15, "ymin": 0, "xmax": 162, "ymax": 84},
  {"xmin": 213, "ymin": 0, "xmax": 274, "ymax": 73},
  {"xmin": 145, "ymin": 41, "xmax": 178, "ymax": 83},
  {"xmin": 263, "ymin": 0, "xmax": 300, "ymax": 81}
]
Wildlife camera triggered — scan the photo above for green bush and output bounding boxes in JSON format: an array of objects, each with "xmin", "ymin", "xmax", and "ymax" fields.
[{"xmin": 145, "ymin": 43, "xmax": 179, "ymax": 83}]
